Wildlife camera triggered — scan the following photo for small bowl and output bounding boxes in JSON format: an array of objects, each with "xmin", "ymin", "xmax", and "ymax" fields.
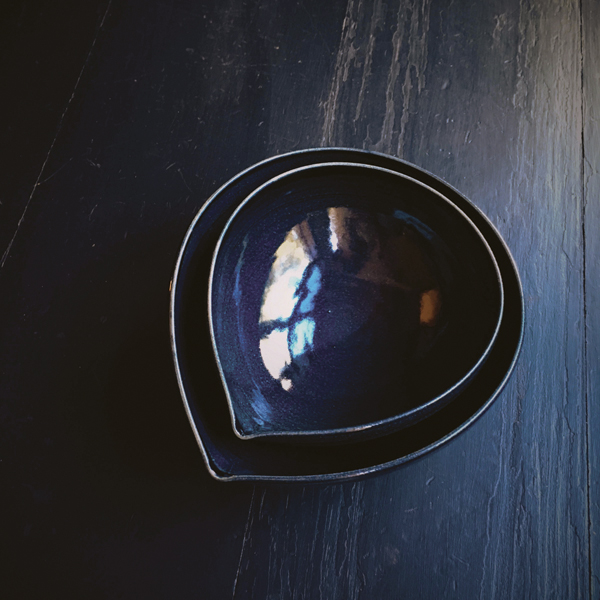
[
  {"xmin": 209, "ymin": 162, "xmax": 504, "ymax": 443},
  {"xmin": 170, "ymin": 148, "xmax": 524, "ymax": 481}
]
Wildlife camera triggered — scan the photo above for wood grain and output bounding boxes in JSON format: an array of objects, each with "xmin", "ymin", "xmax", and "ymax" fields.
[
  {"xmin": 1, "ymin": 0, "xmax": 594, "ymax": 597},
  {"xmin": 0, "ymin": 1, "xmax": 260, "ymax": 596},
  {"xmin": 583, "ymin": 0, "xmax": 600, "ymax": 595},
  {"xmin": 233, "ymin": 0, "xmax": 590, "ymax": 598}
]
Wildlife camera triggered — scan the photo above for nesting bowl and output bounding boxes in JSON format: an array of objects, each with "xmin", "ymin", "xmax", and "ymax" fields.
[
  {"xmin": 209, "ymin": 163, "xmax": 504, "ymax": 443},
  {"xmin": 170, "ymin": 148, "xmax": 524, "ymax": 481}
]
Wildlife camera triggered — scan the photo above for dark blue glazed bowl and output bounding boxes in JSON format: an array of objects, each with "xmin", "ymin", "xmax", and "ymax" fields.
[
  {"xmin": 209, "ymin": 163, "xmax": 504, "ymax": 443},
  {"xmin": 170, "ymin": 148, "xmax": 524, "ymax": 481}
]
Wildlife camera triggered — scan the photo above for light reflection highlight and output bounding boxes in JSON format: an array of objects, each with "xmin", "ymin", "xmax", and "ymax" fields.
[
  {"xmin": 259, "ymin": 221, "xmax": 315, "ymax": 324},
  {"xmin": 299, "ymin": 266, "xmax": 321, "ymax": 314},
  {"xmin": 420, "ymin": 289, "xmax": 441, "ymax": 326},
  {"xmin": 257, "ymin": 207, "xmax": 443, "ymax": 392},
  {"xmin": 259, "ymin": 328, "xmax": 291, "ymax": 381},
  {"xmin": 290, "ymin": 317, "xmax": 316, "ymax": 358}
]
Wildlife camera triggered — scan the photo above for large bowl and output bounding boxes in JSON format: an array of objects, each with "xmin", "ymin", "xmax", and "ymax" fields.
[
  {"xmin": 209, "ymin": 163, "xmax": 503, "ymax": 443},
  {"xmin": 170, "ymin": 148, "xmax": 524, "ymax": 482}
]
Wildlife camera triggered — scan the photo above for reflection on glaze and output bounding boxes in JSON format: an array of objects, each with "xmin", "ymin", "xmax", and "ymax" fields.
[
  {"xmin": 420, "ymin": 289, "xmax": 441, "ymax": 325},
  {"xmin": 259, "ymin": 221, "xmax": 315, "ymax": 323},
  {"xmin": 250, "ymin": 388, "xmax": 272, "ymax": 424},
  {"xmin": 258, "ymin": 207, "xmax": 443, "ymax": 392},
  {"xmin": 290, "ymin": 317, "xmax": 316, "ymax": 357},
  {"xmin": 258, "ymin": 221, "xmax": 318, "ymax": 392},
  {"xmin": 328, "ymin": 206, "xmax": 351, "ymax": 254},
  {"xmin": 299, "ymin": 267, "xmax": 321, "ymax": 314},
  {"xmin": 259, "ymin": 328, "xmax": 290, "ymax": 381}
]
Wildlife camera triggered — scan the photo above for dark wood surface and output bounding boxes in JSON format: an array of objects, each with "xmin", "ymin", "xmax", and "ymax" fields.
[
  {"xmin": 585, "ymin": 0, "xmax": 599, "ymax": 594},
  {"xmin": 1, "ymin": 0, "xmax": 595, "ymax": 597}
]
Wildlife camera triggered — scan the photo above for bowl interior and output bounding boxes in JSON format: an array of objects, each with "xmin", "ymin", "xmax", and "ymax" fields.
[{"xmin": 210, "ymin": 163, "xmax": 503, "ymax": 440}]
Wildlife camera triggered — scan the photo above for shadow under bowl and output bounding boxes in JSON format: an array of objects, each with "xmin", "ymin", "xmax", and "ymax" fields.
[{"xmin": 209, "ymin": 163, "xmax": 504, "ymax": 443}]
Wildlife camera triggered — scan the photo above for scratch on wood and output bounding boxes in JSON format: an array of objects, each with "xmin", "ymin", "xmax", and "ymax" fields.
[
  {"xmin": 1, "ymin": 0, "xmax": 113, "ymax": 269},
  {"xmin": 373, "ymin": 0, "xmax": 431, "ymax": 155},
  {"xmin": 354, "ymin": 0, "xmax": 385, "ymax": 123},
  {"xmin": 374, "ymin": 2, "xmax": 406, "ymax": 153},
  {"xmin": 232, "ymin": 486, "xmax": 257, "ymax": 598},
  {"xmin": 345, "ymin": 482, "xmax": 366, "ymax": 600},
  {"xmin": 36, "ymin": 157, "xmax": 74, "ymax": 186},
  {"xmin": 178, "ymin": 168, "xmax": 193, "ymax": 193},
  {"xmin": 479, "ymin": 407, "xmax": 505, "ymax": 600},
  {"xmin": 451, "ymin": 554, "xmax": 471, "ymax": 569},
  {"xmin": 397, "ymin": 0, "xmax": 431, "ymax": 155},
  {"xmin": 321, "ymin": 0, "xmax": 360, "ymax": 146}
]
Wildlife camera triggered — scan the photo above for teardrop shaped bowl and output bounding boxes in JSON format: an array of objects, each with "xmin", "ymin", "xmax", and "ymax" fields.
[{"xmin": 209, "ymin": 163, "xmax": 504, "ymax": 443}]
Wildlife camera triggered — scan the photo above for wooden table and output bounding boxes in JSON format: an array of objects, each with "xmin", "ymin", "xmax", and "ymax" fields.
[{"xmin": 2, "ymin": 0, "xmax": 597, "ymax": 597}]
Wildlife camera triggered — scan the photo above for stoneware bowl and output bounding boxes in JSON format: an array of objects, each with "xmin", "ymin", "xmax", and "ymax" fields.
[
  {"xmin": 208, "ymin": 162, "xmax": 504, "ymax": 443},
  {"xmin": 170, "ymin": 148, "xmax": 523, "ymax": 481}
]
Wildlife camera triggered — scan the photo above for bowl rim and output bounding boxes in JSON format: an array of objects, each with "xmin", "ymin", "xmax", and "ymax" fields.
[{"xmin": 207, "ymin": 161, "xmax": 505, "ymax": 442}]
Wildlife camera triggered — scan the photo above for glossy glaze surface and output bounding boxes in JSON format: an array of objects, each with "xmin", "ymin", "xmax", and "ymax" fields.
[
  {"xmin": 209, "ymin": 163, "xmax": 503, "ymax": 441},
  {"xmin": 170, "ymin": 149, "xmax": 523, "ymax": 480}
]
